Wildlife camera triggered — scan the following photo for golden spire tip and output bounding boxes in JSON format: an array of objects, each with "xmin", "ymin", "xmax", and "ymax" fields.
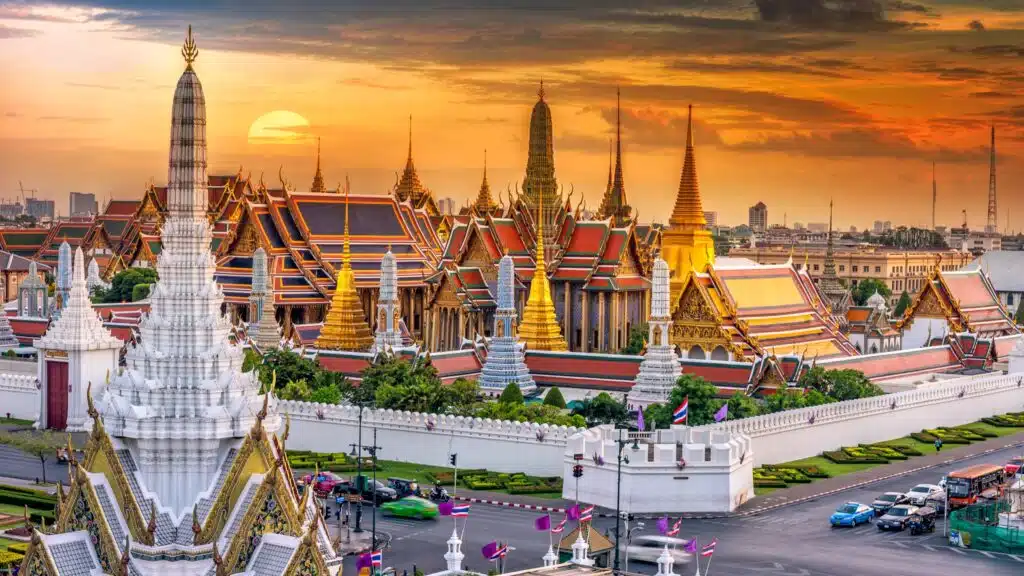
[{"xmin": 182, "ymin": 25, "xmax": 199, "ymax": 69}]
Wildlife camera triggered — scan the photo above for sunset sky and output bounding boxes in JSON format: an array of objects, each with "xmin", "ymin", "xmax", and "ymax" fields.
[{"xmin": 0, "ymin": 1, "xmax": 1021, "ymax": 230}]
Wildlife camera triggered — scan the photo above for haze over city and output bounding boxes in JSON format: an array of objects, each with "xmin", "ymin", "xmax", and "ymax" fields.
[{"xmin": 1, "ymin": 0, "xmax": 1022, "ymax": 228}]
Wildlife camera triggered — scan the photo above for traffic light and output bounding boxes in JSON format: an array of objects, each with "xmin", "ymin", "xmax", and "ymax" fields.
[
  {"xmin": 572, "ymin": 464, "xmax": 583, "ymax": 478},
  {"xmin": 450, "ymin": 453, "xmax": 458, "ymax": 467}
]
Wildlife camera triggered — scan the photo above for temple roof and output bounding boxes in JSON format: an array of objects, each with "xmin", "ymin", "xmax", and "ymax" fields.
[{"xmin": 896, "ymin": 267, "xmax": 1018, "ymax": 337}]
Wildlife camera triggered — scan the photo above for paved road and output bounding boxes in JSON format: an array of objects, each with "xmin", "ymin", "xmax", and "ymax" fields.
[{"xmin": 337, "ymin": 444, "xmax": 1024, "ymax": 576}]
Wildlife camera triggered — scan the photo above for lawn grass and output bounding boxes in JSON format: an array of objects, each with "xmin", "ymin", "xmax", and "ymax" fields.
[
  {"xmin": 781, "ymin": 455, "xmax": 884, "ymax": 478},
  {"xmin": 960, "ymin": 421, "xmax": 1022, "ymax": 438},
  {"xmin": 0, "ymin": 417, "xmax": 33, "ymax": 427},
  {"xmin": 0, "ymin": 503, "xmax": 51, "ymax": 518},
  {"xmin": 754, "ymin": 486, "xmax": 779, "ymax": 497}
]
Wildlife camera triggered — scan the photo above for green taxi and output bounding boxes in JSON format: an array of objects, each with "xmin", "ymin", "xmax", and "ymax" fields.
[{"xmin": 379, "ymin": 496, "xmax": 439, "ymax": 520}]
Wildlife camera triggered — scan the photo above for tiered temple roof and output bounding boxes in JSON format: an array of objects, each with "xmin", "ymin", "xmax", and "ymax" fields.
[
  {"xmin": 672, "ymin": 260, "xmax": 858, "ymax": 361},
  {"xmin": 896, "ymin": 266, "xmax": 1019, "ymax": 338}
]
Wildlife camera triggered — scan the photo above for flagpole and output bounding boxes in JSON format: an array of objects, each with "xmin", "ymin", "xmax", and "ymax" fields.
[
  {"xmin": 693, "ymin": 537, "xmax": 701, "ymax": 576},
  {"xmin": 704, "ymin": 549, "xmax": 714, "ymax": 576}
]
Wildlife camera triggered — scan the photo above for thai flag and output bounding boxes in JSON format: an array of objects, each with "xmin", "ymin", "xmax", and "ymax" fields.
[
  {"xmin": 488, "ymin": 544, "xmax": 508, "ymax": 560},
  {"xmin": 371, "ymin": 551, "xmax": 383, "ymax": 567},
  {"xmin": 452, "ymin": 504, "xmax": 471, "ymax": 517},
  {"xmin": 666, "ymin": 519, "xmax": 681, "ymax": 537},
  {"xmin": 701, "ymin": 539, "xmax": 717, "ymax": 558},
  {"xmin": 579, "ymin": 505, "xmax": 595, "ymax": 523},
  {"xmin": 551, "ymin": 517, "xmax": 568, "ymax": 534},
  {"xmin": 673, "ymin": 398, "xmax": 689, "ymax": 424}
]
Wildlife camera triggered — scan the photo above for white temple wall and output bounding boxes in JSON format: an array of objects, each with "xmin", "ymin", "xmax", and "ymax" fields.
[
  {"xmin": 280, "ymin": 400, "xmax": 583, "ymax": 476},
  {"xmin": 562, "ymin": 425, "xmax": 754, "ymax": 513},
  {"xmin": 0, "ymin": 373, "xmax": 39, "ymax": 421},
  {"xmin": 694, "ymin": 371, "xmax": 1024, "ymax": 466}
]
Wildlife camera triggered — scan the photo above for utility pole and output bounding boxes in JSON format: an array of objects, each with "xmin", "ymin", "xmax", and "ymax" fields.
[
  {"xmin": 365, "ymin": 429, "xmax": 382, "ymax": 553},
  {"xmin": 350, "ymin": 406, "xmax": 365, "ymax": 533}
]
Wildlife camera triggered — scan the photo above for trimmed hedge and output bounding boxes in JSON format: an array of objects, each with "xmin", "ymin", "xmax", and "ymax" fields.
[
  {"xmin": 0, "ymin": 487, "xmax": 56, "ymax": 510},
  {"xmin": 754, "ymin": 478, "xmax": 787, "ymax": 489},
  {"xmin": 889, "ymin": 445, "xmax": 923, "ymax": 457},
  {"xmin": 982, "ymin": 413, "xmax": 1024, "ymax": 427},
  {"xmin": 823, "ymin": 450, "xmax": 887, "ymax": 464}
]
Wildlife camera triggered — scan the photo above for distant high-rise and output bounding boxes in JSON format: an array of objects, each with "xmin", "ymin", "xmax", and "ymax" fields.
[
  {"xmin": 25, "ymin": 197, "xmax": 54, "ymax": 220},
  {"xmin": 748, "ymin": 202, "xmax": 767, "ymax": 233},
  {"xmin": 986, "ymin": 125, "xmax": 997, "ymax": 233},
  {"xmin": 69, "ymin": 192, "xmax": 98, "ymax": 216},
  {"xmin": 932, "ymin": 162, "xmax": 937, "ymax": 231},
  {"xmin": 703, "ymin": 211, "xmax": 718, "ymax": 228}
]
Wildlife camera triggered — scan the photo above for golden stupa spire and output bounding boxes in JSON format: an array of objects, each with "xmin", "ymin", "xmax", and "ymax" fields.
[
  {"xmin": 315, "ymin": 178, "xmax": 373, "ymax": 351},
  {"xmin": 660, "ymin": 103, "xmax": 715, "ymax": 307},
  {"xmin": 310, "ymin": 138, "xmax": 327, "ymax": 193},
  {"xmin": 182, "ymin": 25, "xmax": 199, "ymax": 70},
  {"xmin": 518, "ymin": 177, "xmax": 567, "ymax": 351}
]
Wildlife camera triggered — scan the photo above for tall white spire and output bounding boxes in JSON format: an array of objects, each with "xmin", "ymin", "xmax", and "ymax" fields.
[
  {"xmin": 99, "ymin": 28, "xmax": 274, "ymax": 513},
  {"xmin": 249, "ymin": 247, "xmax": 280, "ymax": 350},
  {"xmin": 479, "ymin": 252, "xmax": 536, "ymax": 395},
  {"xmin": 85, "ymin": 257, "xmax": 108, "ymax": 293},
  {"xmin": 372, "ymin": 247, "xmax": 404, "ymax": 354},
  {"xmin": 628, "ymin": 258, "xmax": 682, "ymax": 410},
  {"xmin": 54, "ymin": 240, "xmax": 72, "ymax": 319}
]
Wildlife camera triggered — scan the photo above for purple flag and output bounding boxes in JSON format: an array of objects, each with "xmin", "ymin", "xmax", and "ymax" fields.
[
  {"xmin": 439, "ymin": 501, "xmax": 454, "ymax": 516},
  {"xmin": 356, "ymin": 553, "xmax": 373, "ymax": 569},
  {"xmin": 637, "ymin": 409, "xmax": 645, "ymax": 432},
  {"xmin": 656, "ymin": 516, "xmax": 669, "ymax": 535},
  {"xmin": 714, "ymin": 404, "xmax": 728, "ymax": 423},
  {"xmin": 481, "ymin": 541, "xmax": 499, "ymax": 560},
  {"xmin": 566, "ymin": 504, "xmax": 580, "ymax": 521},
  {"xmin": 683, "ymin": 538, "xmax": 697, "ymax": 554},
  {"xmin": 535, "ymin": 514, "xmax": 551, "ymax": 531}
]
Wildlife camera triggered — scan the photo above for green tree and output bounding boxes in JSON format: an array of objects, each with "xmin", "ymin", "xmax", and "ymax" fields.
[
  {"xmin": 643, "ymin": 403, "xmax": 672, "ymax": 429},
  {"xmin": 892, "ymin": 290, "xmax": 912, "ymax": 317},
  {"xmin": 724, "ymin": 392, "xmax": 761, "ymax": 419},
  {"xmin": 1016, "ymin": 304, "xmax": 1024, "ymax": 327},
  {"xmin": 851, "ymin": 278, "xmax": 892, "ymax": 306},
  {"xmin": 620, "ymin": 323, "xmax": 648, "ymax": 355},
  {"xmin": 445, "ymin": 378, "xmax": 480, "ymax": 415},
  {"xmin": 103, "ymin": 268, "xmax": 158, "ymax": 303},
  {"xmin": 798, "ymin": 367, "xmax": 882, "ymax": 402},
  {"xmin": 542, "ymin": 386, "xmax": 566, "ymax": 409},
  {"xmin": 309, "ymin": 384, "xmax": 342, "ymax": 405},
  {"xmin": 0, "ymin": 430, "xmax": 64, "ymax": 484},
  {"xmin": 131, "ymin": 283, "xmax": 151, "ymax": 302},
  {"xmin": 571, "ymin": 392, "xmax": 628, "ymax": 427},
  {"xmin": 474, "ymin": 401, "xmax": 584, "ymax": 427},
  {"xmin": 277, "ymin": 379, "xmax": 312, "ymax": 401},
  {"xmin": 258, "ymin": 348, "xmax": 319, "ymax": 390},
  {"xmin": 667, "ymin": 374, "xmax": 720, "ymax": 426},
  {"xmin": 498, "ymin": 383, "xmax": 525, "ymax": 405}
]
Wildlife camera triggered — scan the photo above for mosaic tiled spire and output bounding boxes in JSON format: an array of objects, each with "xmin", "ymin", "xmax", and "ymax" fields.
[
  {"xmin": 54, "ymin": 240, "xmax": 72, "ymax": 319},
  {"xmin": 519, "ymin": 181, "xmax": 568, "ymax": 351},
  {"xmin": 627, "ymin": 258, "xmax": 681, "ymax": 409},
  {"xmin": 249, "ymin": 247, "xmax": 280, "ymax": 350},
  {"xmin": 310, "ymin": 137, "xmax": 327, "ymax": 193},
  {"xmin": 596, "ymin": 89, "xmax": 631, "ymax": 227},
  {"xmin": 523, "ymin": 82, "xmax": 561, "ymax": 232},
  {"xmin": 17, "ymin": 261, "xmax": 47, "ymax": 318},
  {"xmin": 316, "ymin": 185, "xmax": 373, "ymax": 351},
  {"xmin": 480, "ymin": 252, "xmax": 535, "ymax": 394},
  {"xmin": 99, "ymin": 27, "xmax": 275, "ymax": 513},
  {"xmin": 372, "ymin": 247, "xmax": 404, "ymax": 353},
  {"xmin": 471, "ymin": 150, "xmax": 497, "ymax": 215}
]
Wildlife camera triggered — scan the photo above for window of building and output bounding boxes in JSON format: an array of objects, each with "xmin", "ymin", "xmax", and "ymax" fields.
[
  {"xmin": 1009, "ymin": 294, "xmax": 1015, "ymax": 306},
  {"xmin": 839, "ymin": 265, "xmax": 845, "ymax": 272},
  {"xmin": 875, "ymin": 266, "xmax": 881, "ymax": 273},
  {"xmin": 813, "ymin": 264, "xmax": 820, "ymax": 271},
  {"xmin": 852, "ymin": 265, "xmax": 859, "ymax": 272}
]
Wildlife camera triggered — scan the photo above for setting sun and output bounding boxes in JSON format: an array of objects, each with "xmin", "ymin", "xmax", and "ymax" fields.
[{"xmin": 246, "ymin": 110, "xmax": 311, "ymax": 144}]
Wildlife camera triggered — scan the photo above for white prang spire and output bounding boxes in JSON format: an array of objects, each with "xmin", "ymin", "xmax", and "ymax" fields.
[
  {"xmin": 249, "ymin": 247, "xmax": 281, "ymax": 350},
  {"xmin": 99, "ymin": 34, "xmax": 275, "ymax": 514},
  {"xmin": 479, "ymin": 252, "xmax": 536, "ymax": 395},
  {"xmin": 86, "ymin": 257, "xmax": 108, "ymax": 293},
  {"xmin": 628, "ymin": 258, "xmax": 682, "ymax": 410},
  {"xmin": 36, "ymin": 248, "xmax": 121, "ymax": 352},
  {"xmin": 372, "ymin": 247, "xmax": 404, "ymax": 354}
]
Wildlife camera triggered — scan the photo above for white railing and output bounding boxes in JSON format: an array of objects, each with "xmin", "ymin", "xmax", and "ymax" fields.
[{"xmin": 0, "ymin": 373, "xmax": 36, "ymax": 392}]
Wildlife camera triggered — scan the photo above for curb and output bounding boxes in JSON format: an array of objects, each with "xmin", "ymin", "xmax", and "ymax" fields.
[
  {"xmin": 453, "ymin": 440, "xmax": 1024, "ymax": 520},
  {"xmin": 738, "ymin": 440, "xmax": 1024, "ymax": 517}
]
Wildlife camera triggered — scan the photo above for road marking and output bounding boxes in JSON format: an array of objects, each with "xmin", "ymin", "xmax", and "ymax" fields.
[
  {"xmin": 947, "ymin": 547, "xmax": 966, "ymax": 555},
  {"xmin": 978, "ymin": 551, "xmax": 996, "ymax": 558},
  {"xmin": 923, "ymin": 545, "xmax": 937, "ymax": 551},
  {"xmin": 889, "ymin": 541, "xmax": 909, "ymax": 548},
  {"xmin": 1009, "ymin": 555, "xmax": 1024, "ymax": 563}
]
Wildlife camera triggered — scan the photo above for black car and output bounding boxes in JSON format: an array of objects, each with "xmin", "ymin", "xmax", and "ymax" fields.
[
  {"xmin": 333, "ymin": 478, "xmax": 398, "ymax": 504},
  {"xmin": 871, "ymin": 492, "xmax": 910, "ymax": 515},
  {"xmin": 876, "ymin": 504, "xmax": 918, "ymax": 531}
]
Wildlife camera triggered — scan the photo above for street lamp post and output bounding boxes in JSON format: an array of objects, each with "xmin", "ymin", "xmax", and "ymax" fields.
[
  {"xmin": 364, "ymin": 428, "xmax": 382, "ymax": 552},
  {"xmin": 612, "ymin": 432, "xmax": 638, "ymax": 575},
  {"xmin": 350, "ymin": 406, "xmax": 365, "ymax": 533}
]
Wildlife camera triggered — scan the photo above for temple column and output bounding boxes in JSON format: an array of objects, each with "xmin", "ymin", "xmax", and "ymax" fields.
[
  {"xmin": 581, "ymin": 293, "xmax": 590, "ymax": 353},
  {"xmin": 598, "ymin": 292, "xmax": 607, "ymax": 352},
  {"xmin": 283, "ymin": 305, "xmax": 293, "ymax": 337}
]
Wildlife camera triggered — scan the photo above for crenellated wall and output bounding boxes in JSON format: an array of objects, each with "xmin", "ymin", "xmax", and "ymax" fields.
[
  {"xmin": 0, "ymin": 372, "xmax": 39, "ymax": 421},
  {"xmin": 563, "ymin": 425, "xmax": 755, "ymax": 513},
  {"xmin": 694, "ymin": 371, "xmax": 1024, "ymax": 466},
  {"xmin": 279, "ymin": 400, "xmax": 584, "ymax": 476}
]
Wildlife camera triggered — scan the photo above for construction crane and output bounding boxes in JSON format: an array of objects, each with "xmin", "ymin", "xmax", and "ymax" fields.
[{"xmin": 18, "ymin": 181, "xmax": 37, "ymax": 201}]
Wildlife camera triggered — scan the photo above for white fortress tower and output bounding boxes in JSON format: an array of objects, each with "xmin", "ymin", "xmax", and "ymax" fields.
[
  {"xmin": 99, "ymin": 38, "xmax": 276, "ymax": 513},
  {"xmin": 627, "ymin": 258, "xmax": 681, "ymax": 410}
]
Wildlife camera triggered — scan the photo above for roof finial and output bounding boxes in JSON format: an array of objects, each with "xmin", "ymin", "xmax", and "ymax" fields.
[
  {"xmin": 538, "ymin": 80, "xmax": 545, "ymax": 101},
  {"xmin": 686, "ymin": 104, "xmax": 693, "ymax": 149},
  {"xmin": 407, "ymin": 114, "xmax": 413, "ymax": 161},
  {"xmin": 182, "ymin": 25, "xmax": 199, "ymax": 70}
]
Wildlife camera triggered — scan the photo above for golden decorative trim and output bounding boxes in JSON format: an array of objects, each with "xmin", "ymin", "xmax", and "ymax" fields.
[
  {"xmin": 56, "ymin": 464, "xmax": 125, "ymax": 571},
  {"xmin": 221, "ymin": 464, "xmax": 303, "ymax": 574},
  {"xmin": 81, "ymin": 414, "xmax": 154, "ymax": 545}
]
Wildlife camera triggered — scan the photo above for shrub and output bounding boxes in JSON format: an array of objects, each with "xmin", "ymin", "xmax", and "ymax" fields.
[
  {"xmin": 863, "ymin": 445, "xmax": 907, "ymax": 460},
  {"xmin": 911, "ymin": 431, "xmax": 937, "ymax": 443},
  {"xmin": 754, "ymin": 478, "xmax": 787, "ymax": 488},
  {"xmin": 0, "ymin": 487, "xmax": 57, "ymax": 509},
  {"xmin": 6, "ymin": 543, "xmax": 28, "ymax": 554},
  {"xmin": 543, "ymin": 387, "xmax": 566, "ymax": 409},
  {"xmin": 823, "ymin": 450, "xmax": 887, "ymax": 464},
  {"xmin": 889, "ymin": 445, "xmax": 923, "ymax": 457}
]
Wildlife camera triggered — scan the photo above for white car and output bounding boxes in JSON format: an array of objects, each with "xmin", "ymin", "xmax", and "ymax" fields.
[
  {"xmin": 905, "ymin": 483, "xmax": 942, "ymax": 506},
  {"xmin": 625, "ymin": 535, "xmax": 693, "ymax": 565}
]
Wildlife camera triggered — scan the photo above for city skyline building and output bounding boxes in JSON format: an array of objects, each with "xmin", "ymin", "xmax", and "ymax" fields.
[
  {"xmin": 748, "ymin": 201, "xmax": 767, "ymax": 234},
  {"xmin": 69, "ymin": 191, "xmax": 98, "ymax": 216}
]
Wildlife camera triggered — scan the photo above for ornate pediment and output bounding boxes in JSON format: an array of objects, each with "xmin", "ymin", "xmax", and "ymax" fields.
[
  {"xmin": 461, "ymin": 230, "xmax": 497, "ymax": 276},
  {"xmin": 222, "ymin": 466, "xmax": 303, "ymax": 575},
  {"xmin": 56, "ymin": 466, "xmax": 122, "ymax": 574},
  {"xmin": 82, "ymin": 420, "xmax": 154, "ymax": 545},
  {"xmin": 672, "ymin": 281, "xmax": 720, "ymax": 324},
  {"xmin": 434, "ymin": 273, "xmax": 462, "ymax": 306},
  {"xmin": 195, "ymin": 431, "xmax": 278, "ymax": 545},
  {"xmin": 231, "ymin": 218, "xmax": 262, "ymax": 257}
]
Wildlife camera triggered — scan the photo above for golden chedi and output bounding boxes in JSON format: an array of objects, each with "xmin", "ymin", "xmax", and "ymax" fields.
[
  {"xmin": 316, "ymin": 184, "xmax": 373, "ymax": 350},
  {"xmin": 519, "ymin": 186, "xmax": 568, "ymax": 351}
]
